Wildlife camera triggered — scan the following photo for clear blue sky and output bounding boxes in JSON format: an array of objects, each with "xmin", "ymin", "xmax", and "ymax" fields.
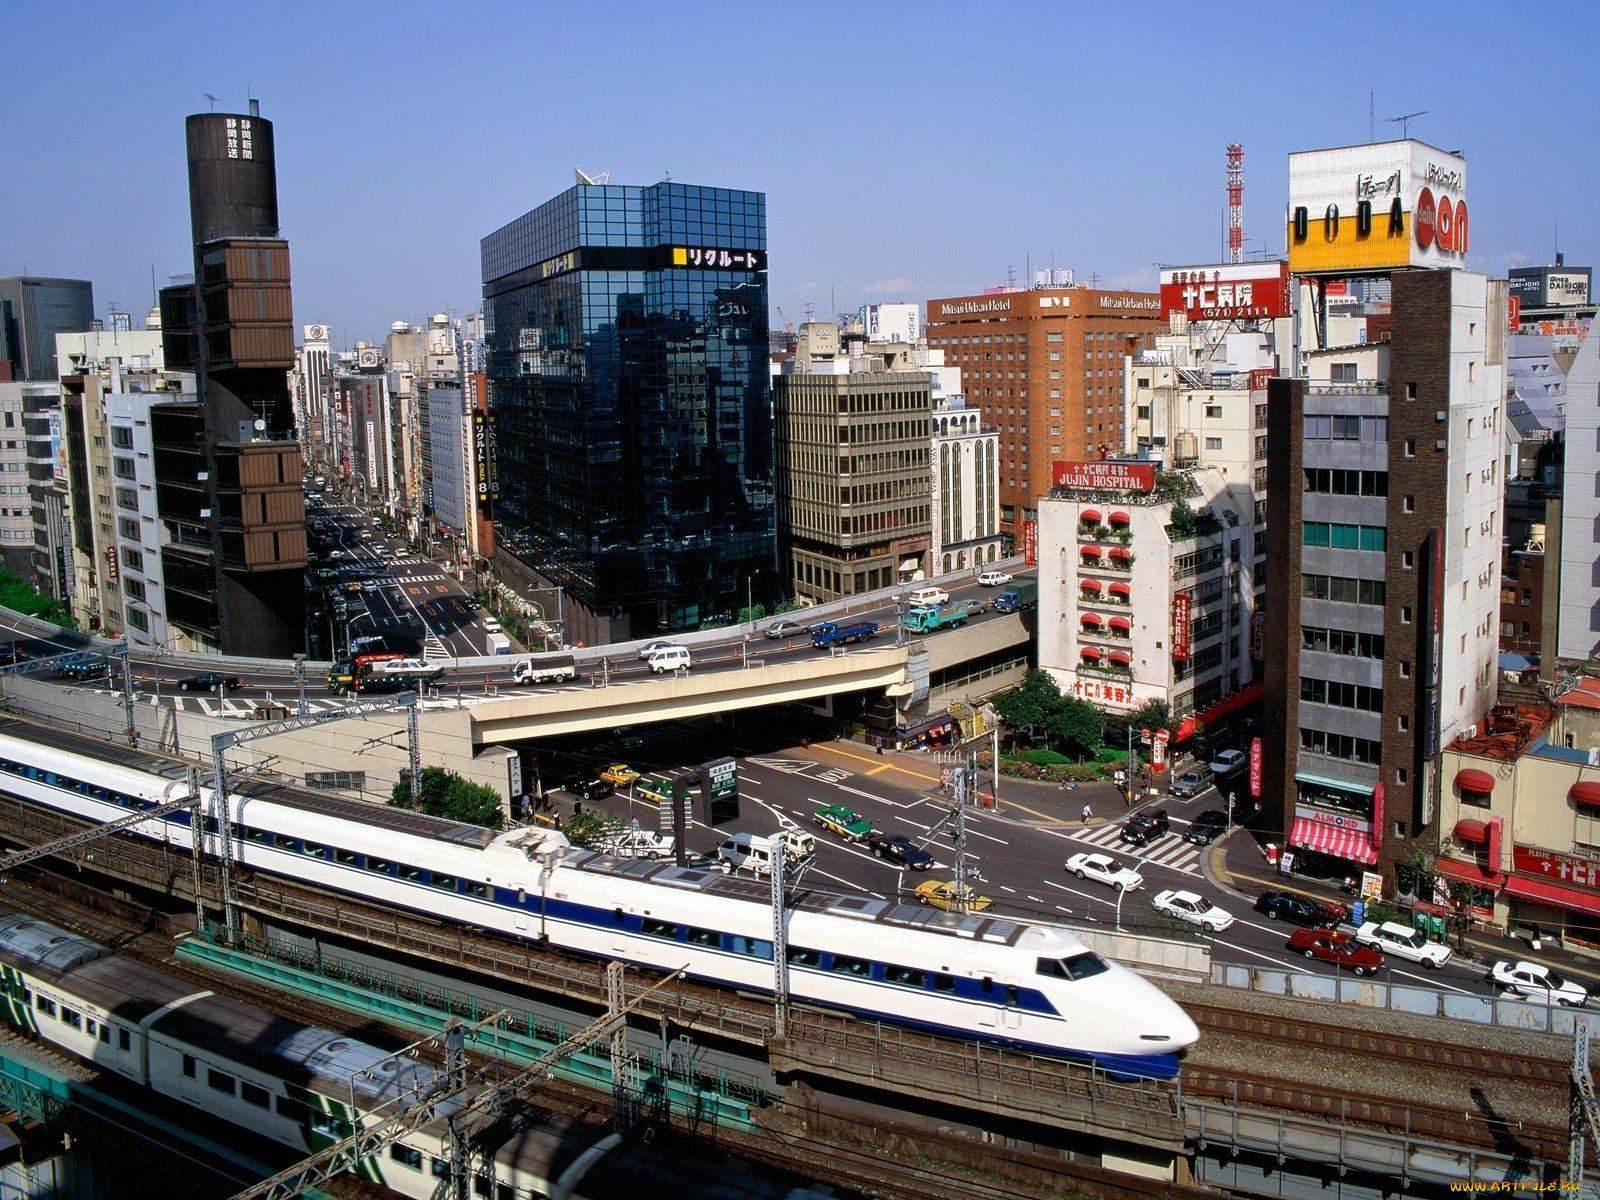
[{"xmin": 3, "ymin": 1, "xmax": 1593, "ymax": 345}]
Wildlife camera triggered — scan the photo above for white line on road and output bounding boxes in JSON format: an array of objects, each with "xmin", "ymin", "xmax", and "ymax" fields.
[
  {"xmin": 963, "ymin": 827, "xmax": 1008, "ymax": 845},
  {"xmin": 998, "ymin": 885, "xmax": 1017, "ymax": 894}
]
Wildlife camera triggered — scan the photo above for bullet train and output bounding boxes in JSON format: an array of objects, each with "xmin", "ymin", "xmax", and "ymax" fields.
[{"xmin": 0, "ymin": 723, "xmax": 1198, "ymax": 1078}]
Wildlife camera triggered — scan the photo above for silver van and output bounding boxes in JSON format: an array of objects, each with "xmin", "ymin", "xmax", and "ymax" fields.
[
  {"xmin": 716, "ymin": 832, "xmax": 775, "ymax": 876},
  {"xmin": 647, "ymin": 645, "xmax": 692, "ymax": 674}
]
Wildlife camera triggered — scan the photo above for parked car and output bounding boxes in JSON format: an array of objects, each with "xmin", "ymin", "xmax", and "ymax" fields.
[
  {"xmin": 598, "ymin": 763, "xmax": 640, "ymax": 787},
  {"xmin": 1253, "ymin": 891, "xmax": 1345, "ymax": 928},
  {"xmin": 1288, "ymin": 928, "xmax": 1384, "ymax": 976},
  {"xmin": 1065, "ymin": 852, "xmax": 1144, "ymax": 893},
  {"xmin": 913, "ymin": 880, "xmax": 993, "ymax": 913},
  {"xmin": 561, "ymin": 776, "xmax": 615, "ymax": 803},
  {"xmin": 976, "ymin": 570, "xmax": 1013, "ymax": 587},
  {"xmin": 1489, "ymin": 960, "xmax": 1589, "ymax": 1006},
  {"xmin": 812, "ymin": 805, "xmax": 874, "ymax": 842},
  {"xmin": 765, "ymin": 619, "xmax": 810, "ymax": 640},
  {"xmin": 1183, "ymin": 809, "xmax": 1230, "ymax": 845},
  {"xmin": 597, "ymin": 829, "xmax": 676, "ymax": 860},
  {"xmin": 1208, "ymin": 748, "xmax": 1247, "ymax": 778},
  {"xmin": 866, "ymin": 833, "xmax": 935, "ymax": 871},
  {"xmin": 1152, "ymin": 889, "xmax": 1235, "ymax": 931},
  {"xmin": 1169, "ymin": 767, "xmax": 1214, "ymax": 798},
  {"xmin": 1119, "ymin": 809, "xmax": 1170, "ymax": 847},
  {"xmin": 178, "ymin": 672, "xmax": 245, "ymax": 693},
  {"xmin": 1354, "ymin": 920, "xmax": 1453, "ymax": 968}
]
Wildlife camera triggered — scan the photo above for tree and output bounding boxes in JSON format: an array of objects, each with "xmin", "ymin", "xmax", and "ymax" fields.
[
  {"xmin": 563, "ymin": 808, "xmax": 626, "ymax": 849},
  {"xmin": 392, "ymin": 766, "xmax": 504, "ymax": 829},
  {"xmin": 993, "ymin": 669, "xmax": 1065, "ymax": 747},
  {"xmin": 1167, "ymin": 499, "xmax": 1198, "ymax": 540},
  {"xmin": 1046, "ymin": 697, "xmax": 1104, "ymax": 759}
]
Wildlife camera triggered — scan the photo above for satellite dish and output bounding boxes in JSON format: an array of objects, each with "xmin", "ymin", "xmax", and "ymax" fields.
[{"xmin": 253, "ymin": 418, "xmax": 266, "ymax": 431}]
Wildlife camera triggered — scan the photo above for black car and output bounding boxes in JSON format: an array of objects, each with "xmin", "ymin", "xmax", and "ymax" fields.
[
  {"xmin": 1118, "ymin": 809, "xmax": 1170, "ymax": 847},
  {"xmin": 178, "ymin": 672, "xmax": 245, "ymax": 693},
  {"xmin": 561, "ymin": 776, "xmax": 616, "ymax": 803},
  {"xmin": 1253, "ymin": 890, "xmax": 1345, "ymax": 928},
  {"xmin": 1183, "ymin": 809, "xmax": 1230, "ymax": 845},
  {"xmin": 52, "ymin": 656, "xmax": 102, "ymax": 681},
  {"xmin": 867, "ymin": 833, "xmax": 935, "ymax": 871}
]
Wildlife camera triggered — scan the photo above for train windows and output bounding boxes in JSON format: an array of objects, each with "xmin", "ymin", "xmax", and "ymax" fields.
[
  {"xmin": 885, "ymin": 965, "xmax": 925, "ymax": 988},
  {"xmin": 726, "ymin": 935, "xmax": 773, "ymax": 960},
  {"xmin": 247, "ymin": 828, "xmax": 270, "ymax": 844},
  {"xmin": 311, "ymin": 1112, "xmax": 348, "ymax": 1138},
  {"xmin": 1006, "ymin": 985, "xmax": 1020, "ymax": 1005},
  {"xmin": 431, "ymin": 1158, "xmax": 450, "ymax": 1180},
  {"xmin": 275, "ymin": 1095, "xmax": 308, "ymax": 1124},
  {"xmin": 118, "ymin": 1028, "xmax": 130, "ymax": 1051},
  {"xmin": 430, "ymin": 874, "xmax": 456, "ymax": 891},
  {"xmin": 35, "ymin": 996, "xmax": 55, "ymax": 1018},
  {"xmin": 831, "ymin": 956, "xmax": 871, "ymax": 977},
  {"xmin": 398, "ymin": 866, "xmax": 423, "ymax": 882},
  {"xmin": 272, "ymin": 835, "xmax": 296, "ymax": 850},
  {"xmin": 208, "ymin": 1068, "xmax": 235, "ymax": 1096},
  {"xmin": 464, "ymin": 881, "xmax": 489, "ymax": 899},
  {"xmin": 390, "ymin": 1145, "xmax": 424, "ymax": 1170},
  {"xmin": 981, "ymin": 976, "xmax": 994, "ymax": 993},
  {"xmin": 474, "ymin": 1175, "xmax": 492, "ymax": 1198},
  {"xmin": 240, "ymin": 1082, "xmax": 270, "ymax": 1109},
  {"xmin": 641, "ymin": 918, "xmax": 677, "ymax": 939},
  {"xmin": 60, "ymin": 1006, "xmax": 81, "ymax": 1031},
  {"xmin": 301, "ymin": 843, "xmax": 326, "ymax": 859},
  {"xmin": 367, "ymin": 858, "xmax": 392, "ymax": 874},
  {"xmin": 1061, "ymin": 952, "xmax": 1108, "ymax": 981},
  {"xmin": 685, "ymin": 927, "xmax": 720, "ymax": 948},
  {"xmin": 335, "ymin": 849, "xmax": 359, "ymax": 866},
  {"xmin": 786, "ymin": 948, "xmax": 822, "ymax": 968},
  {"xmin": 181, "ymin": 1054, "xmax": 196, "ymax": 1078},
  {"xmin": 97, "ymin": 1023, "xmax": 110, "ymax": 1045}
]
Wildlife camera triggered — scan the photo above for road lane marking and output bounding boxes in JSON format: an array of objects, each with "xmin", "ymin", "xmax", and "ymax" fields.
[
  {"xmin": 998, "ymin": 885, "xmax": 1017, "ymax": 893},
  {"xmin": 866, "ymin": 764, "xmax": 893, "ymax": 776}
]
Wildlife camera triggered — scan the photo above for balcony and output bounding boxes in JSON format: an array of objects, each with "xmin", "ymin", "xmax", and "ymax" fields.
[
  {"xmin": 1079, "ymin": 614, "xmax": 1133, "ymax": 642},
  {"xmin": 1307, "ymin": 380, "xmax": 1388, "ymax": 396},
  {"xmin": 1079, "ymin": 649, "xmax": 1133, "ymax": 678}
]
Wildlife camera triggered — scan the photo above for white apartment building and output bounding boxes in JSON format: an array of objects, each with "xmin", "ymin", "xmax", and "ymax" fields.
[{"xmin": 930, "ymin": 395, "xmax": 1002, "ymax": 574}]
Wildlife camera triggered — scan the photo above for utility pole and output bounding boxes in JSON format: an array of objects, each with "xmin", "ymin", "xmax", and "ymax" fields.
[
  {"xmin": 406, "ymin": 697, "xmax": 422, "ymax": 801},
  {"xmin": 1126, "ymin": 723, "xmax": 1135, "ymax": 806},
  {"xmin": 291, "ymin": 653, "xmax": 308, "ymax": 717},
  {"xmin": 770, "ymin": 839, "xmax": 789, "ymax": 1039},
  {"xmin": 952, "ymin": 757, "xmax": 972, "ymax": 913},
  {"xmin": 118, "ymin": 641, "xmax": 136, "ymax": 747}
]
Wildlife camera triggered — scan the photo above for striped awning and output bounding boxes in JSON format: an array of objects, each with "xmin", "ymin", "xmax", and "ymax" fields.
[{"xmin": 1289, "ymin": 817, "xmax": 1378, "ymax": 865}]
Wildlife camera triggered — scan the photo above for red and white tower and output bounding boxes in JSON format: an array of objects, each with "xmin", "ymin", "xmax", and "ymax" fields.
[{"xmin": 1226, "ymin": 142, "xmax": 1244, "ymax": 263}]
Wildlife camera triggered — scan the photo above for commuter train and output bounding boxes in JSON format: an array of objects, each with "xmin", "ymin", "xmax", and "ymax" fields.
[
  {"xmin": 0, "ymin": 909, "xmax": 826, "ymax": 1200},
  {"xmin": 0, "ymin": 722, "xmax": 1199, "ymax": 1078}
]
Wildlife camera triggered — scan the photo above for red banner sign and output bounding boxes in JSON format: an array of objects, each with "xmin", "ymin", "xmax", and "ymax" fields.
[
  {"xmin": 105, "ymin": 547, "xmax": 118, "ymax": 582},
  {"xmin": 1151, "ymin": 729, "xmax": 1169, "ymax": 771},
  {"xmin": 1508, "ymin": 293, "xmax": 1521, "ymax": 331},
  {"xmin": 1051, "ymin": 460, "xmax": 1155, "ymax": 493},
  {"xmin": 1159, "ymin": 262, "xmax": 1291, "ymax": 322},
  {"xmin": 1023, "ymin": 518, "xmax": 1038, "ymax": 566},
  {"xmin": 1251, "ymin": 609, "xmax": 1265, "ymax": 661},
  {"xmin": 1172, "ymin": 592, "xmax": 1192, "ymax": 662},
  {"xmin": 1248, "ymin": 368, "xmax": 1274, "ymax": 392},
  {"xmin": 1249, "ymin": 737, "xmax": 1262, "ymax": 798},
  {"xmin": 1513, "ymin": 845, "xmax": 1600, "ymax": 893}
]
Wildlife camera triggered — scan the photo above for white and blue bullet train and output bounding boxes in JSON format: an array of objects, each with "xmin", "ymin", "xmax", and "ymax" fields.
[{"xmin": 0, "ymin": 724, "xmax": 1198, "ymax": 1078}]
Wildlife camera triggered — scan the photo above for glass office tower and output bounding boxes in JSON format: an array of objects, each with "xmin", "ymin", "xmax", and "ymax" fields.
[{"xmin": 482, "ymin": 181, "xmax": 776, "ymax": 641}]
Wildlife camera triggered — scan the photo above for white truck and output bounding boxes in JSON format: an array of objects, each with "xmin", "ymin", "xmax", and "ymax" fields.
[
  {"xmin": 513, "ymin": 654, "xmax": 576, "ymax": 685},
  {"xmin": 486, "ymin": 632, "xmax": 513, "ymax": 655}
]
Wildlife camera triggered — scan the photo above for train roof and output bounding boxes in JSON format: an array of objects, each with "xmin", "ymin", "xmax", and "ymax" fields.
[{"xmin": 0, "ymin": 912, "xmax": 111, "ymax": 975}]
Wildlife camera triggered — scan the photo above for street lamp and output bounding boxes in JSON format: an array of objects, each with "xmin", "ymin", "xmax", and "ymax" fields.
[{"xmin": 894, "ymin": 595, "xmax": 906, "ymax": 647}]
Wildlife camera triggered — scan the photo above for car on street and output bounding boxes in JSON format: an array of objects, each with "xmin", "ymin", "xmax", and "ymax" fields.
[
  {"xmin": 1119, "ymin": 809, "xmax": 1170, "ymax": 846},
  {"xmin": 636, "ymin": 639, "xmax": 680, "ymax": 660},
  {"xmin": 1287, "ymin": 928, "xmax": 1384, "ymax": 976},
  {"xmin": 1208, "ymin": 748, "xmax": 1247, "ymax": 778},
  {"xmin": 1065, "ymin": 852, "xmax": 1144, "ymax": 893},
  {"xmin": 329, "ymin": 549, "xmax": 346, "ymax": 559},
  {"xmin": 976, "ymin": 570, "xmax": 1013, "ymax": 587},
  {"xmin": 866, "ymin": 833, "xmax": 935, "ymax": 871},
  {"xmin": 1252, "ymin": 891, "xmax": 1345, "ymax": 928},
  {"xmin": 361, "ymin": 579, "xmax": 379, "ymax": 592},
  {"xmin": 178, "ymin": 672, "xmax": 245, "ymax": 693},
  {"xmin": 1151, "ymin": 889, "xmax": 1235, "ymax": 931},
  {"xmin": 598, "ymin": 763, "xmax": 640, "ymax": 787},
  {"xmin": 597, "ymin": 829, "xmax": 676, "ymax": 860},
  {"xmin": 913, "ymin": 880, "xmax": 993, "ymax": 912},
  {"xmin": 765, "ymin": 619, "xmax": 809, "ymax": 639},
  {"xmin": 1354, "ymin": 920, "xmax": 1453, "ymax": 968},
  {"xmin": 1183, "ymin": 809, "xmax": 1230, "ymax": 845},
  {"xmin": 1169, "ymin": 767, "xmax": 1213, "ymax": 798},
  {"xmin": 52, "ymin": 656, "xmax": 102, "ymax": 681},
  {"xmin": 560, "ymin": 776, "xmax": 616, "ymax": 803},
  {"xmin": 1489, "ymin": 960, "xmax": 1589, "ymax": 1006},
  {"xmin": 813, "ymin": 805, "xmax": 874, "ymax": 842}
]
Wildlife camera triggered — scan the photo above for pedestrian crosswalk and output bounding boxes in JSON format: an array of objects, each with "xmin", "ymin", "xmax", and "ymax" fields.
[
  {"xmin": 422, "ymin": 634, "xmax": 449, "ymax": 660},
  {"xmin": 398, "ymin": 573, "xmax": 453, "ymax": 586},
  {"xmin": 1067, "ymin": 819, "xmax": 1202, "ymax": 876}
]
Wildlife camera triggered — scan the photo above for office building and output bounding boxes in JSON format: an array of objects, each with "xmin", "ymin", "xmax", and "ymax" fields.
[
  {"xmin": 482, "ymin": 179, "xmax": 776, "ymax": 643},
  {"xmin": 0, "ymin": 277, "xmax": 94, "ymax": 382},
  {"xmin": 295, "ymin": 323, "xmax": 331, "ymax": 467},
  {"xmin": 155, "ymin": 105, "xmax": 306, "ymax": 656},
  {"xmin": 930, "ymin": 394, "xmax": 1002, "ymax": 576},
  {"xmin": 925, "ymin": 284, "xmax": 1163, "ymax": 547},
  {"xmin": 0, "ymin": 383, "xmax": 42, "ymax": 578},
  {"xmin": 773, "ymin": 324, "xmax": 933, "ymax": 603}
]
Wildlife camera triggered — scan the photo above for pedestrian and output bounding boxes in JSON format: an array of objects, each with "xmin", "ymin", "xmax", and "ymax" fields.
[
  {"xmin": 1530, "ymin": 923, "xmax": 1544, "ymax": 952},
  {"xmin": 874, "ymin": 735, "xmax": 884, "ymax": 756},
  {"xmin": 519, "ymin": 793, "xmax": 532, "ymax": 824},
  {"xmin": 1081, "ymin": 802, "xmax": 1092, "ymax": 825},
  {"xmin": 630, "ymin": 816, "xmax": 641, "ymax": 833}
]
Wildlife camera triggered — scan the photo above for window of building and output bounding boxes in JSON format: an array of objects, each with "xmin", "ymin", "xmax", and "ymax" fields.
[
  {"xmin": 1205, "ymin": 437, "xmax": 1222, "ymax": 450},
  {"xmin": 110, "ymin": 427, "xmax": 133, "ymax": 450},
  {"xmin": 1205, "ymin": 404, "xmax": 1223, "ymax": 419}
]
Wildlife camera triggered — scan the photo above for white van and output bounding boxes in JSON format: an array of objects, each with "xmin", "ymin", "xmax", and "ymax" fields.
[
  {"xmin": 482, "ymin": 618, "xmax": 502, "ymax": 634},
  {"xmin": 715, "ymin": 828, "xmax": 816, "ymax": 877},
  {"xmin": 908, "ymin": 586, "xmax": 949, "ymax": 606},
  {"xmin": 647, "ymin": 645, "xmax": 692, "ymax": 674}
]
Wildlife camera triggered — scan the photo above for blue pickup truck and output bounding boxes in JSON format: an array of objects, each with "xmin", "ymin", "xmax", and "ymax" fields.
[{"xmin": 811, "ymin": 621, "xmax": 880, "ymax": 649}]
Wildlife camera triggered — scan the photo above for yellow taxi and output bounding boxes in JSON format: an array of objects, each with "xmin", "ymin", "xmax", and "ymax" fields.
[
  {"xmin": 598, "ymin": 763, "xmax": 640, "ymax": 787},
  {"xmin": 913, "ymin": 880, "xmax": 994, "ymax": 913}
]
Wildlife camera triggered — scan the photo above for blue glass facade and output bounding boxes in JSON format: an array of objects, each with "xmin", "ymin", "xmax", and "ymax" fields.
[{"xmin": 482, "ymin": 182, "xmax": 776, "ymax": 636}]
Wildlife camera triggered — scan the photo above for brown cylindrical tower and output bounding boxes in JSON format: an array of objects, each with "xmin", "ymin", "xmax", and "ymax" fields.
[{"xmin": 185, "ymin": 110, "xmax": 279, "ymax": 247}]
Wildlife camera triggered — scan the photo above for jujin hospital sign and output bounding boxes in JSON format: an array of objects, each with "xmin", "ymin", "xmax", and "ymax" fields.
[{"xmin": 1051, "ymin": 461, "xmax": 1156, "ymax": 492}]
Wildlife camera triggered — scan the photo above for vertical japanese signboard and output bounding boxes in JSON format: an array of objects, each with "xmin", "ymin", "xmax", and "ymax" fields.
[
  {"xmin": 701, "ymin": 757, "xmax": 739, "ymax": 826},
  {"xmin": 1249, "ymin": 736, "xmax": 1262, "ymax": 799},
  {"xmin": 1172, "ymin": 592, "xmax": 1192, "ymax": 662},
  {"xmin": 1023, "ymin": 519, "xmax": 1038, "ymax": 566}
]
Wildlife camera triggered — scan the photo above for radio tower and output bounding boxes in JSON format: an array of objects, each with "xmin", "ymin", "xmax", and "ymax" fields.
[{"xmin": 1226, "ymin": 142, "xmax": 1244, "ymax": 263}]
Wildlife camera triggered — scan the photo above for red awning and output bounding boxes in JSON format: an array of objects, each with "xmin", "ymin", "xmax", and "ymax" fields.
[
  {"xmin": 1110, "ymin": 546, "xmax": 1133, "ymax": 560},
  {"xmin": 1109, "ymin": 581, "xmax": 1132, "ymax": 597},
  {"xmin": 1197, "ymin": 680, "xmax": 1264, "ymax": 725},
  {"xmin": 1175, "ymin": 715, "xmax": 1198, "ymax": 743},
  {"xmin": 1434, "ymin": 855, "xmax": 1505, "ymax": 889},
  {"xmin": 1289, "ymin": 816, "xmax": 1379, "ymax": 865},
  {"xmin": 1108, "ymin": 651, "xmax": 1132, "ymax": 667},
  {"xmin": 1080, "ymin": 545, "xmax": 1102, "ymax": 558},
  {"xmin": 1504, "ymin": 873, "xmax": 1600, "ymax": 917},
  {"xmin": 1109, "ymin": 511, "xmax": 1131, "ymax": 526},
  {"xmin": 1080, "ymin": 509, "xmax": 1102, "ymax": 524},
  {"xmin": 1080, "ymin": 579, "xmax": 1102, "ymax": 593},
  {"xmin": 1080, "ymin": 613, "xmax": 1103, "ymax": 627},
  {"xmin": 1456, "ymin": 768, "xmax": 1495, "ymax": 795},
  {"xmin": 1109, "ymin": 616, "xmax": 1132, "ymax": 631},
  {"xmin": 1571, "ymin": 782, "xmax": 1600, "ymax": 809},
  {"xmin": 1454, "ymin": 818, "xmax": 1489, "ymax": 844},
  {"xmin": 1080, "ymin": 647, "xmax": 1102, "ymax": 661}
]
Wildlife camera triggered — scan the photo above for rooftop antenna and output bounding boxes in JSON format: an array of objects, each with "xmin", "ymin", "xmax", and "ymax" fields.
[
  {"xmin": 204, "ymin": 93, "xmax": 219, "ymax": 112},
  {"xmin": 574, "ymin": 166, "xmax": 612, "ymax": 186},
  {"xmin": 1389, "ymin": 110, "xmax": 1427, "ymax": 139}
]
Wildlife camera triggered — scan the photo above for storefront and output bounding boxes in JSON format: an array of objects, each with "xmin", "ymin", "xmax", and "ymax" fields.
[{"xmin": 1504, "ymin": 845, "xmax": 1600, "ymax": 949}]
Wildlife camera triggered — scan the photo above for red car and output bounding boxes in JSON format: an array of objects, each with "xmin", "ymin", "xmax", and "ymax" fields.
[{"xmin": 1287, "ymin": 927, "xmax": 1383, "ymax": 976}]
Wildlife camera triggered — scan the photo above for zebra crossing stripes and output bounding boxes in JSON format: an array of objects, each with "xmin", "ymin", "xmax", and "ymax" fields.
[
  {"xmin": 1068, "ymin": 819, "xmax": 1202, "ymax": 876},
  {"xmin": 422, "ymin": 634, "xmax": 449, "ymax": 661}
]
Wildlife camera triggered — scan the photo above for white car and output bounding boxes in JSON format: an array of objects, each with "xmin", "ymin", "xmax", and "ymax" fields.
[
  {"xmin": 1354, "ymin": 920, "xmax": 1453, "ymax": 968},
  {"xmin": 1490, "ymin": 960, "xmax": 1588, "ymax": 1006},
  {"xmin": 598, "ymin": 829, "xmax": 676, "ymax": 860},
  {"xmin": 636, "ymin": 639, "xmax": 680, "ymax": 660},
  {"xmin": 976, "ymin": 570, "xmax": 1013, "ymax": 588},
  {"xmin": 1152, "ymin": 889, "xmax": 1235, "ymax": 931},
  {"xmin": 1065, "ymin": 852, "xmax": 1144, "ymax": 893}
]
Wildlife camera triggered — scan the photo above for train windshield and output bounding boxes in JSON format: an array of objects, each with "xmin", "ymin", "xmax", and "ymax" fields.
[{"xmin": 1037, "ymin": 952, "xmax": 1108, "ymax": 981}]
